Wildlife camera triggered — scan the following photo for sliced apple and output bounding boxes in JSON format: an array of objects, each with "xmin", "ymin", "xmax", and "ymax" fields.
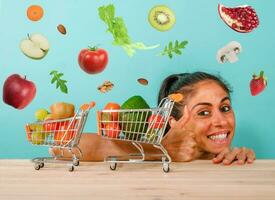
[{"xmin": 20, "ymin": 33, "xmax": 50, "ymax": 59}]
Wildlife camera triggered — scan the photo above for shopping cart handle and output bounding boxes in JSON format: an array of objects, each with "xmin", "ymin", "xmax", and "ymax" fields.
[
  {"xmin": 168, "ymin": 93, "xmax": 184, "ymax": 102},
  {"xmin": 81, "ymin": 101, "xmax": 96, "ymax": 111}
]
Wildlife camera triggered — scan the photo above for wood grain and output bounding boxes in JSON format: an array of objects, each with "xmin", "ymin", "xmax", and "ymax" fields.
[{"xmin": 0, "ymin": 160, "xmax": 275, "ymax": 200}]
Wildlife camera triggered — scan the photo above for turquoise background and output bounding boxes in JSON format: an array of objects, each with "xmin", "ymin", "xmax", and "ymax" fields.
[{"xmin": 0, "ymin": 0, "xmax": 274, "ymax": 159}]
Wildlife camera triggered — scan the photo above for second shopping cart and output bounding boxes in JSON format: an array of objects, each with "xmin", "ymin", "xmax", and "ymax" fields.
[{"xmin": 97, "ymin": 94, "xmax": 183, "ymax": 172}]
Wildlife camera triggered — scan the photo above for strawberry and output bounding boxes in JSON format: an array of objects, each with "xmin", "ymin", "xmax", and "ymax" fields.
[{"xmin": 250, "ymin": 71, "xmax": 267, "ymax": 96}]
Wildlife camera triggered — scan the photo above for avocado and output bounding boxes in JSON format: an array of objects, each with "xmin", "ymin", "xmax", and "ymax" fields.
[{"xmin": 119, "ymin": 96, "xmax": 150, "ymax": 140}]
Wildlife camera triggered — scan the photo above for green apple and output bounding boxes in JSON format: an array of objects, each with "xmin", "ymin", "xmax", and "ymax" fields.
[
  {"xmin": 20, "ymin": 33, "xmax": 50, "ymax": 60},
  {"xmin": 35, "ymin": 109, "xmax": 49, "ymax": 121}
]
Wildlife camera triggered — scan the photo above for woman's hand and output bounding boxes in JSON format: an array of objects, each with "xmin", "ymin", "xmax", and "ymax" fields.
[
  {"xmin": 161, "ymin": 106, "xmax": 202, "ymax": 162},
  {"xmin": 212, "ymin": 147, "xmax": 256, "ymax": 165}
]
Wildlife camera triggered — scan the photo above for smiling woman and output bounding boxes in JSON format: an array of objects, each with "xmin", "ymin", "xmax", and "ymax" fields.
[
  {"xmin": 56, "ymin": 71, "xmax": 255, "ymax": 165},
  {"xmin": 159, "ymin": 72, "xmax": 255, "ymax": 164}
]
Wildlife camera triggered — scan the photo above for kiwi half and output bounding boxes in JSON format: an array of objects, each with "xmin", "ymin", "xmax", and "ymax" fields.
[{"xmin": 148, "ymin": 5, "xmax": 176, "ymax": 31}]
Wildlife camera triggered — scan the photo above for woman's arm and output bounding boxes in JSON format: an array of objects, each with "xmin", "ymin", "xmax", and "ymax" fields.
[{"xmin": 54, "ymin": 133, "xmax": 161, "ymax": 161}]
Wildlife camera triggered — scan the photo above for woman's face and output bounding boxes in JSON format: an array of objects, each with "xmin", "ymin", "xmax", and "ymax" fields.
[{"xmin": 184, "ymin": 80, "xmax": 235, "ymax": 154}]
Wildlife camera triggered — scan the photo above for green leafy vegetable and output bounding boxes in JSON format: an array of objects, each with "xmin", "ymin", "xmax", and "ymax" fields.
[
  {"xmin": 98, "ymin": 4, "xmax": 159, "ymax": 57},
  {"xmin": 50, "ymin": 70, "xmax": 68, "ymax": 94},
  {"xmin": 160, "ymin": 40, "xmax": 188, "ymax": 59}
]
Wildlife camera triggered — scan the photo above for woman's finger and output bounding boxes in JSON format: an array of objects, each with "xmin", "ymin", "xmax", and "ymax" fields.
[
  {"xmin": 246, "ymin": 149, "xmax": 256, "ymax": 164},
  {"xmin": 176, "ymin": 106, "xmax": 191, "ymax": 128},
  {"xmin": 223, "ymin": 147, "xmax": 241, "ymax": 165},
  {"xmin": 236, "ymin": 147, "xmax": 247, "ymax": 165},
  {"xmin": 212, "ymin": 148, "xmax": 230, "ymax": 164}
]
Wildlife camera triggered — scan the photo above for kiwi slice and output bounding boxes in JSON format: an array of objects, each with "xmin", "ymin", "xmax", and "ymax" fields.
[{"xmin": 148, "ymin": 5, "xmax": 176, "ymax": 31}]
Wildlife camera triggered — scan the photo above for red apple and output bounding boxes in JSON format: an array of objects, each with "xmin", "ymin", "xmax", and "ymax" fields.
[{"xmin": 3, "ymin": 74, "xmax": 36, "ymax": 109}]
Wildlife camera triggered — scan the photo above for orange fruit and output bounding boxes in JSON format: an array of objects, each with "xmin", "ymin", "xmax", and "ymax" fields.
[{"xmin": 27, "ymin": 5, "xmax": 44, "ymax": 21}]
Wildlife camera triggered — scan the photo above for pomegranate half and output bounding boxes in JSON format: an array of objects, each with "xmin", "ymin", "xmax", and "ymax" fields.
[{"xmin": 218, "ymin": 4, "xmax": 259, "ymax": 33}]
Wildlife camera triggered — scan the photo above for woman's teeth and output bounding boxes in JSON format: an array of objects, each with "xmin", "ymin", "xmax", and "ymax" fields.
[{"xmin": 208, "ymin": 133, "xmax": 228, "ymax": 140}]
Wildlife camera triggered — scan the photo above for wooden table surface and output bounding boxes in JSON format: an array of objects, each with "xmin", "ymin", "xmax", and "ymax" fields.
[{"xmin": 0, "ymin": 159, "xmax": 275, "ymax": 200}]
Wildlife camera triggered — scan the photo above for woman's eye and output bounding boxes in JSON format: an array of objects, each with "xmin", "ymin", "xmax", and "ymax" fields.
[
  {"xmin": 198, "ymin": 110, "xmax": 210, "ymax": 116},
  {"xmin": 220, "ymin": 105, "xmax": 231, "ymax": 112}
]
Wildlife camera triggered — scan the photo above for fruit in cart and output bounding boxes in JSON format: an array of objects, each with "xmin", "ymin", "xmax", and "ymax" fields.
[
  {"xmin": 103, "ymin": 102, "xmax": 120, "ymax": 121},
  {"xmin": 105, "ymin": 123, "xmax": 121, "ymax": 138},
  {"xmin": 44, "ymin": 113, "xmax": 54, "ymax": 120},
  {"xmin": 78, "ymin": 46, "xmax": 108, "ymax": 74},
  {"xmin": 218, "ymin": 4, "xmax": 259, "ymax": 33},
  {"xmin": 148, "ymin": 5, "xmax": 176, "ymax": 31},
  {"xmin": 31, "ymin": 132, "xmax": 46, "ymax": 145},
  {"xmin": 43, "ymin": 120, "xmax": 60, "ymax": 133},
  {"xmin": 54, "ymin": 120, "xmax": 79, "ymax": 145},
  {"xmin": 20, "ymin": 33, "xmax": 50, "ymax": 59},
  {"xmin": 250, "ymin": 71, "xmax": 267, "ymax": 96},
  {"xmin": 146, "ymin": 128, "xmax": 159, "ymax": 142},
  {"xmin": 35, "ymin": 108, "xmax": 49, "ymax": 121},
  {"xmin": 27, "ymin": 124, "xmax": 45, "ymax": 144},
  {"xmin": 147, "ymin": 114, "xmax": 165, "ymax": 129},
  {"xmin": 3, "ymin": 74, "xmax": 36, "ymax": 109},
  {"xmin": 119, "ymin": 96, "xmax": 150, "ymax": 139},
  {"xmin": 50, "ymin": 102, "xmax": 75, "ymax": 119}
]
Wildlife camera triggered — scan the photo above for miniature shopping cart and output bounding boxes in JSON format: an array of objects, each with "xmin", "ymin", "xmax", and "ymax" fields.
[
  {"xmin": 97, "ymin": 94, "xmax": 183, "ymax": 173},
  {"xmin": 25, "ymin": 102, "xmax": 95, "ymax": 171}
]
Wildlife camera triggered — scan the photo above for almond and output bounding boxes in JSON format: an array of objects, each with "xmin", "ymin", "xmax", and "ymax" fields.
[
  {"xmin": 57, "ymin": 24, "xmax": 66, "ymax": 35},
  {"xmin": 137, "ymin": 78, "xmax": 148, "ymax": 86}
]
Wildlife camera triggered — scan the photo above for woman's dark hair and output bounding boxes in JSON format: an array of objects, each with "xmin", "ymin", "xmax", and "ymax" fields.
[{"xmin": 158, "ymin": 71, "xmax": 232, "ymax": 134}]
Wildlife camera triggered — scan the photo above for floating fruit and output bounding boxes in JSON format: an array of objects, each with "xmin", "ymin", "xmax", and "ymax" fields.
[
  {"xmin": 148, "ymin": 5, "xmax": 176, "ymax": 31},
  {"xmin": 27, "ymin": 5, "xmax": 44, "ymax": 21},
  {"xmin": 218, "ymin": 4, "xmax": 259, "ymax": 33},
  {"xmin": 250, "ymin": 71, "xmax": 267, "ymax": 96}
]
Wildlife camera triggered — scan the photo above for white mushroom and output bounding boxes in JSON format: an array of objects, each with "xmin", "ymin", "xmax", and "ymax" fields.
[{"xmin": 216, "ymin": 41, "xmax": 242, "ymax": 64}]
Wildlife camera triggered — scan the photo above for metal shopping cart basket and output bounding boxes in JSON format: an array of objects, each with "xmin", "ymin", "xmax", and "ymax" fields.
[
  {"xmin": 25, "ymin": 101, "xmax": 95, "ymax": 171},
  {"xmin": 97, "ymin": 94, "xmax": 183, "ymax": 173}
]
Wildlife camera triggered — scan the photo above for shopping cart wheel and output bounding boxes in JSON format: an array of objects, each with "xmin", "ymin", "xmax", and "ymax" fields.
[
  {"xmin": 163, "ymin": 163, "xmax": 169, "ymax": 173},
  {"xmin": 110, "ymin": 163, "xmax": 117, "ymax": 170},
  {"xmin": 38, "ymin": 163, "xmax": 44, "ymax": 168},
  {"xmin": 68, "ymin": 165, "xmax": 74, "ymax": 172},
  {"xmin": 34, "ymin": 163, "xmax": 40, "ymax": 170},
  {"xmin": 73, "ymin": 159, "xmax": 79, "ymax": 166}
]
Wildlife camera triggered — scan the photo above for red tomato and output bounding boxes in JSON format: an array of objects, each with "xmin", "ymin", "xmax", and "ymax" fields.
[
  {"xmin": 78, "ymin": 47, "xmax": 108, "ymax": 74},
  {"xmin": 147, "ymin": 114, "xmax": 165, "ymax": 129},
  {"xmin": 105, "ymin": 123, "xmax": 121, "ymax": 138},
  {"xmin": 43, "ymin": 120, "xmax": 60, "ymax": 132},
  {"xmin": 104, "ymin": 102, "xmax": 120, "ymax": 121},
  {"xmin": 54, "ymin": 120, "xmax": 79, "ymax": 145}
]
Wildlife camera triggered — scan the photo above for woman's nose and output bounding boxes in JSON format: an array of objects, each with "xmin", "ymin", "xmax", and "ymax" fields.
[{"xmin": 211, "ymin": 111, "xmax": 228, "ymax": 127}]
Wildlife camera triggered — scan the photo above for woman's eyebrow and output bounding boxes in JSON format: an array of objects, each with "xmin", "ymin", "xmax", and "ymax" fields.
[
  {"xmin": 221, "ymin": 96, "xmax": 230, "ymax": 103},
  {"xmin": 192, "ymin": 102, "xmax": 212, "ymax": 110}
]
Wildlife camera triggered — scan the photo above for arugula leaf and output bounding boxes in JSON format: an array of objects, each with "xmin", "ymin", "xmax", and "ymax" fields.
[
  {"xmin": 98, "ymin": 4, "xmax": 159, "ymax": 56},
  {"xmin": 160, "ymin": 40, "xmax": 188, "ymax": 59},
  {"xmin": 50, "ymin": 70, "xmax": 68, "ymax": 94}
]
